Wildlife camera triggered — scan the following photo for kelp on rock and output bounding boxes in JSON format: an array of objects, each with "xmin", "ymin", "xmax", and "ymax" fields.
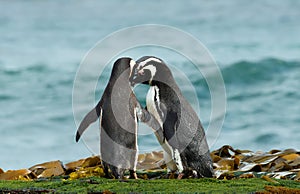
[{"xmin": 0, "ymin": 145, "xmax": 299, "ymax": 181}]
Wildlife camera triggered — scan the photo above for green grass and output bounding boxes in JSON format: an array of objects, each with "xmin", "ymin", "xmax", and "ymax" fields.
[{"xmin": 0, "ymin": 177, "xmax": 299, "ymax": 193}]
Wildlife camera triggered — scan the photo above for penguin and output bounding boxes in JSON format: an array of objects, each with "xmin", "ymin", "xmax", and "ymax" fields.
[
  {"xmin": 75, "ymin": 57, "xmax": 164, "ymax": 179},
  {"xmin": 129, "ymin": 56, "xmax": 214, "ymax": 178}
]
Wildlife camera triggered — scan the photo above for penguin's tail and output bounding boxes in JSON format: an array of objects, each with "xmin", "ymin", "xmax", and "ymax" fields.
[{"xmin": 75, "ymin": 107, "xmax": 100, "ymax": 142}]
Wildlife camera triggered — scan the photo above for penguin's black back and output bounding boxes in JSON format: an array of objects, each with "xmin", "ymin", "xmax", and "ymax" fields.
[{"xmin": 151, "ymin": 63, "xmax": 214, "ymax": 177}]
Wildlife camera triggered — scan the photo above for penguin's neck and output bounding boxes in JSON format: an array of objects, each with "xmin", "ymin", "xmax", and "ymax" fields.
[
  {"xmin": 150, "ymin": 79, "xmax": 181, "ymax": 101},
  {"xmin": 152, "ymin": 77, "xmax": 179, "ymax": 91}
]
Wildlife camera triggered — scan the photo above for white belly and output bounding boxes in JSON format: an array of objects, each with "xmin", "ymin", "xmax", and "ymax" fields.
[
  {"xmin": 146, "ymin": 86, "xmax": 178, "ymax": 172},
  {"xmin": 146, "ymin": 86, "xmax": 162, "ymax": 126}
]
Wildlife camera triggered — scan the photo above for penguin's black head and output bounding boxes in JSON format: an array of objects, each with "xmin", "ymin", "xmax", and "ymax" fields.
[
  {"xmin": 109, "ymin": 57, "xmax": 136, "ymax": 82},
  {"xmin": 111, "ymin": 57, "xmax": 131, "ymax": 75},
  {"xmin": 130, "ymin": 56, "xmax": 171, "ymax": 86}
]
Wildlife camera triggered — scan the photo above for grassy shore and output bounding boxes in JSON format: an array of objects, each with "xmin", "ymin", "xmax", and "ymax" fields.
[
  {"xmin": 0, "ymin": 177, "xmax": 300, "ymax": 193},
  {"xmin": 1, "ymin": 145, "xmax": 299, "ymax": 193}
]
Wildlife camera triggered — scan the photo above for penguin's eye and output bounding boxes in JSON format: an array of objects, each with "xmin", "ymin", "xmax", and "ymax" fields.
[
  {"xmin": 138, "ymin": 69, "xmax": 145, "ymax": 75},
  {"xmin": 139, "ymin": 64, "xmax": 157, "ymax": 78}
]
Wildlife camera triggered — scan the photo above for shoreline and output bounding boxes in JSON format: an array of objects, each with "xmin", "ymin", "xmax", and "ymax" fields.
[
  {"xmin": 0, "ymin": 145, "xmax": 299, "ymax": 181},
  {"xmin": 0, "ymin": 145, "xmax": 299, "ymax": 193}
]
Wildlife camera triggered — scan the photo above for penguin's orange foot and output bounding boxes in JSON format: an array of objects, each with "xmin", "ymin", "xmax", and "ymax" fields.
[{"xmin": 177, "ymin": 173, "xmax": 184, "ymax": 179}]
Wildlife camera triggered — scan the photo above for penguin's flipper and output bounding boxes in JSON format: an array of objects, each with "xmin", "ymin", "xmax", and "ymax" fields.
[
  {"xmin": 75, "ymin": 106, "xmax": 102, "ymax": 142},
  {"xmin": 163, "ymin": 111, "xmax": 180, "ymax": 148},
  {"xmin": 157, "ymin": 102, "xmax": 167, "ymax": 122},
  {"xmin": 137, "ymin": 108, "xmax": 165, "ymax": 144}
]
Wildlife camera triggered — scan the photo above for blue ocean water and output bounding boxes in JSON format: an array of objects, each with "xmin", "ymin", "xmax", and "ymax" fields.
[{"xmin": 1, "ymin": 0, "xmax": 300, "ymax": 170}]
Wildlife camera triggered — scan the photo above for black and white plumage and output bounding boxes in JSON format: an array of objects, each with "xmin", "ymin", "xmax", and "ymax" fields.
[
  {"xmin": 130, "ymin": 56, "xmax": 214, "ymax": 178},
  {"xmin": 75, "ymin": 57, "xmax": 164, "ymax": 179}
]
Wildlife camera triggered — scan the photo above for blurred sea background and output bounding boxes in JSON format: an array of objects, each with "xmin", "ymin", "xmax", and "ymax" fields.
[{"xmin": 0, "ymin": 0, "xmax": 299, "ymax": 170}]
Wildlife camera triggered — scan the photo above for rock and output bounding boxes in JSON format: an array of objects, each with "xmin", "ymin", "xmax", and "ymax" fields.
[
  {"xmin": 261, "ymin": 175, "xmax": 279, "ymax": 184},
  {"xmin": 211, "ymin": 146, "xmax": 300, "ymax": 181},
  {"xmin": 0, "ymin": 169, "xmax": 35, "ymax": 180},
  {"xmin": 295, "ymin": 171, "xmax": 300, "ymax": 181},
  {"xmin": 243, "ymin": 154, "xmax": 278, "ymax": 165},
  {"xmin": 69, "ymin": 166, "xmax": 105, "ymax": 180},
  {"xmin": 214, "ymin": 170, "xmax": 235, "ymax": 180},
  {"xmin": 216, "ymin": 158, "xmax": 235, "ymax": 171},
  {"xmin": 1, "ymin": 145, "xmax": 299, "ymax": 181},
  {"xmin": 29, "ymin": 160, "xmax": 65, "ymax": 178},
  {"xmin": 261, "ymin": 186, "xmax": 300, "ymax": 194},
  {"xmin": 210, "ymin": 154, "xmax": 222, "ymax": 163},
  {"xmin": 239, "ymin": 172, "xmax": 255, "ymax": 179},
  {"xmin": 281, "ymin": 153, "xmax": 300, "ymax": 161},
  {"xmin": 65, "ymin": 156, "xmax": 101, "ymax": 172},
  {"xmin": 271, "ymin": 171, "xmax": 295, "ymax": 179},
  {"xmin": 137, "ymin": 151, "xmax": 165, "ymax": 170},
  {"xmin": 65, "ymin": 156, "xmax": 103, "ymax": 180},
  {"xmin": 81, "ymin": 156, "xmax": 101, "ymax": 168},
  {"xmin": 211, "ymin": 145, "xmax": 236, "ymax": 158},
  {"xmin": 65, "ymin": 158, "xmax": 85, "ymax": 171},
  {"xmin": 288, "ymin": 157, "xmax": 300, "ymax": 168},
  {"xmin": 239, "ymin": 163, "xmax": 262, "ymax": 172}
]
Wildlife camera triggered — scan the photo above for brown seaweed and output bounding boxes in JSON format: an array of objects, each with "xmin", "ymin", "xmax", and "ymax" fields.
[
  {"xmin": 0, "ymin": 145, "xmax": 299, "ymax": 181},
  {"xmin": 0, "ymin": 169, "xmax": 36, "ymax": 180},
  {"xmin": 29, "ymin": 160, "xmax": 65, "ymax": 178}
]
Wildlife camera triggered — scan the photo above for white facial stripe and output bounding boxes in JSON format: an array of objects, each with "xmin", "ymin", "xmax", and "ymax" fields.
[
  {"xmin": 141, "ymin": 64, "xmax": 157, "ymax": 82},
  {"xmin": 138, "ymin": 57, "xmax": 162, "ymax": 69},
  {"xmin": 129, "ymin": 59, "xmax": 136, "ymax": 77}
]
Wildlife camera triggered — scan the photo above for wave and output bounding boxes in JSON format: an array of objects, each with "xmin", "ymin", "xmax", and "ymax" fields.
[
  {"xmin": 0, "ymin": 63, "xmax": 51, "ymax": 76},
  {"xmin": 0, "ymin": 94, "xmax": 16, "ymax": 101},
  {"xmin": 25, "ymin": 63, "xmax": 49, "ymax": 73},
  {"xmin": 188, "ymin": 58, "xmax": 300, "ymax": 102},
  {"xmin": 221, "ymin": 58, "xmax": 300, "ymax": 86}
]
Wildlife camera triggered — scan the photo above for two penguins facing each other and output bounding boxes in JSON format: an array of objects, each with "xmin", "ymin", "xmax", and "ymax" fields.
[{"xmin": 75, "ymin": 56, "xmax": 214, "ymax": 179}]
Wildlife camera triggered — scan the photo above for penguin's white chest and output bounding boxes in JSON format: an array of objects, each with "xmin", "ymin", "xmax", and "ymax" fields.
[{"xmin": 146, "ymin": 86, "xmax": 163, "ymax": 126}]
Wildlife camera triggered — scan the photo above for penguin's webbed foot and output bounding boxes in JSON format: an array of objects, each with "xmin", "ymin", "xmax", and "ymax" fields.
[
  {"xmin": 129, "ymin": 170, "xmax": 138, "ymax": 179},
  {"xmin": 177, "ymin": 173, "xmax": 185, "ymax": 179},
  {"xmin": 166, "ymin": 171, "xmax": 184, "ymax": 179}
]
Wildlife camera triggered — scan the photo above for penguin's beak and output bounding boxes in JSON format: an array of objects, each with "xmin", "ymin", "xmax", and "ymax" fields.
[
  {"xmin": 129, "ymin": 61, "xmax": 151, "ymax": 86},
  {"xmin": 129, "ymin": 71, "xmax": 141, "ymax": 87},
  {"xmin": 130, "ymin": 67, "xmax": 152, "ymax": 86},
  {"xmin": 130, "ymin": 76, "xmax": 137, "ymax": 87},
  {"xmin": 129, "ymin": 68, "xmax": 138, "ymax": 87},
  {"xmin": 130, "ymin": 71, "xmax": 143, "ymax": 87}
]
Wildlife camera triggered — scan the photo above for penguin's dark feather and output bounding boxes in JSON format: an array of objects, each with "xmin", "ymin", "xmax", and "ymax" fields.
[
  {"xmin": 76, "ymin": 57, "xmax": 165, "ymax": 179},
  {"xmin": 75, "ymin": 105, "xmax": 102, "ymax": 142},
  {"xmin": 131, "ymin": 56, "xmax": 214, "ymax": 177}
]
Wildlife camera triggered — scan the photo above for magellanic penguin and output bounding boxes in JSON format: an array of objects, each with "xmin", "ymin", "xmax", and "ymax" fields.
[
  {"xmin": 130, "ymin": 56, "xmax": 214, "ymax": 178},
  {"xmin": 75, "ymin": 57, "xmax": 164, "ymax": 179}
]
